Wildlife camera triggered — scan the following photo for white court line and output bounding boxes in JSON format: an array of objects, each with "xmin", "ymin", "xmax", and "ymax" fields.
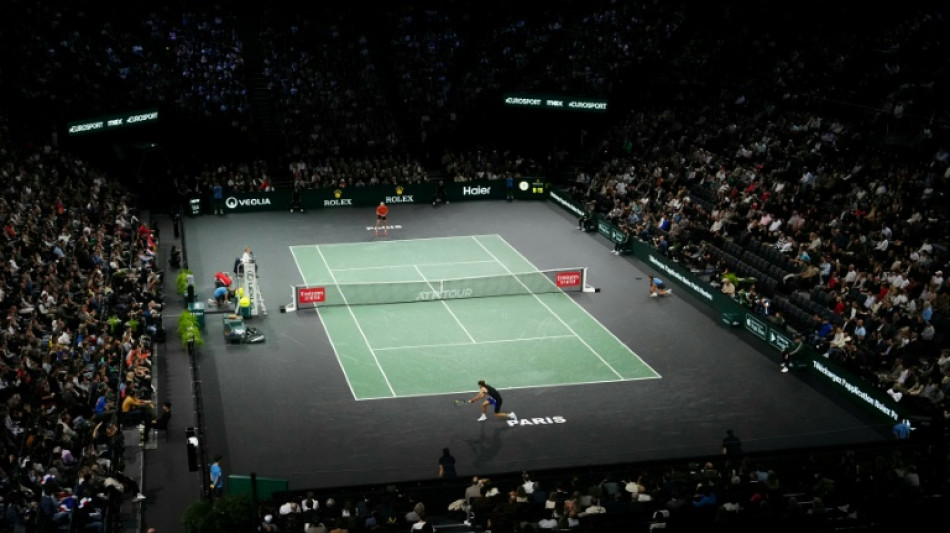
[
  {"xmin": 301, "ymin": 234, "xmax": 506, "ymax": 248},
  {"xmin": 414, "ymin": 265, "xmax": 477, "ymax": 343},
  {"xmin": 491, "ymin": 234, "xmax": 663, "ymax": 379},
  {"xmin": 373, "ymin": 334, "xmax": 578, "ymax": 351},
  {"xmin": 472, "ymin": 235, "xmax": 626, "ymax": 381},
  {"xmin": 314, "ymin": 245, "xmax": 397, "ymax": 397},
  {"xmin": 356, "ymin": 378, "xmax": 633, "ymax": 401},
  {"xmin": 331, "ymin": 259, "xmax": 497, "ymax": 273},
  {"xmin": 290, "ymin": 248, "xmax": 359, "ymax": 401}
]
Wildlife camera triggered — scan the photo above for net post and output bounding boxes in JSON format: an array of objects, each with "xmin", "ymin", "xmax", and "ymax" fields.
[
  {"xmin": 582, "ymin": 267, "xmax": 600, "ymax": 293},
  {"xmin": 285, "ymin": 285, "xmax": 297, "ymax": 312}
]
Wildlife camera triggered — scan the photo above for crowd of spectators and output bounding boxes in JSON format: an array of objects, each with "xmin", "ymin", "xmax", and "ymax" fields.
[
  {"xmin": 2, "ymin": 1, "xmax": 950, "ymax": 531},
  {"xmin": 261, "ymin": 435, "xmax": 944, "ymax": 531},
  {"xmin": 563, "ymin": 6, "xmax": 950, "ymax": 428},
  {"xmin": 285, "ymin": 155, "xmax": 430, "ymax": 193},
  {"xmin": 0, "ymin": 113, "xmax": 164, "ymax": 530},
  {"xmin": 2, "ymin": 1, "xmax": 250, "ymax": 138},
  {"xmin": 439, "ymin": 148, "xmax": 544, "ymax": 183},
  {"xmin": 257, "ymin": 7, "xmax": 401, "ymax": 162}
]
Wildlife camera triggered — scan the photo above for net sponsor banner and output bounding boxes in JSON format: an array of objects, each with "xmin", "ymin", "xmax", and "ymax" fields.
[
  {"xmin": 298, "ymin": 286, "xmax": 325, "ymax": 304},
  {"xmin": 555, "ymin": 271, "xmax": 583, "ymax": 288}
]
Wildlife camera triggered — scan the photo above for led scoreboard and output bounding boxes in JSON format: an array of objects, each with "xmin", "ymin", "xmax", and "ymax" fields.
[{"xmin": 517, "ymin": 179, "xmax": 546, "ymax": 197}]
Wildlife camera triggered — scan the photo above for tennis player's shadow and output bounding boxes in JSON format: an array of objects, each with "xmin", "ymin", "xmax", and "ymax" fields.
[{"xmin": 466, "ymin": 422, "xmax": 505, "ymax": 468}]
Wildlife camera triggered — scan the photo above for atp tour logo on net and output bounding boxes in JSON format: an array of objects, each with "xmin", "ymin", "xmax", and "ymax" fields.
[
  {"xmin": 415, "ymin": 288, "xmax": 472, "ymax": 301},
  {"xmin": 555, "ymin": 271, "xmax": 582, "ymax": 288},
  {"xmin": 298, "ymin": 287, "xmax": 325, "ymax": 304},
  {"xmin": 324, "ymin": 189, "xmax": 353, "ymax": 207},
  {"xmin": 508, "ymin": 416, "xmax": 566, "ymax": 427}
]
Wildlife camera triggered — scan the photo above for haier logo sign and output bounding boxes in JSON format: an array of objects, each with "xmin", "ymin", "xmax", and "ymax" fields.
[
  {"xmin": 226, "ymin": 197, "xmax": 272, "ymax": 209},
  {"xmin": 463, "ymin": 186, "xmax": 491, "ymax": 196}
]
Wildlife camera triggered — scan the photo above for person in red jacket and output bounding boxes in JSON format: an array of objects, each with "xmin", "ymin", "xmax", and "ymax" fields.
[
  {"xmin": 214, "ymin": 271, "xmax": 232, "ymax": 289},
  {"xmin": 375, "ymin": 202, "xmax": 390, "ymax": 237}
]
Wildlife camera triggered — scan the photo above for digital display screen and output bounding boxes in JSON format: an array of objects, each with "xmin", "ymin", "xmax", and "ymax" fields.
[
  {"xmin": 66, "ymin": 109, "xmax": 160, "ymax": 136},
  {"xmin": 503, "ymin": 93, "xmax": 607, "ymax": 113}
]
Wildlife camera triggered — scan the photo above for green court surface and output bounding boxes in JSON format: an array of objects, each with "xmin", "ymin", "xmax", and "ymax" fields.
[{"xmin": 290, "ymin": 235, "xmax": 660, "ymax": 400}]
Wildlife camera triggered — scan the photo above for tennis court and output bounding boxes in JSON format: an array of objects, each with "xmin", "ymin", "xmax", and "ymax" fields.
[
  {"xmin": 290, "ymin": 235, "xmax": 660, "ymax": 400},
  {"xmin": 158, "ymin": 202, "xmax": 888, "ymax": 493}
]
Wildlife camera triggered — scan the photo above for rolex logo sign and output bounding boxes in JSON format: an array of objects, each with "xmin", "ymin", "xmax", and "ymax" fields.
[
  {"xmin": 385, "ymin": 186, "xmax": 415, "ymax": 204},
  {"xmin": 324, "ymin": 189, "xmax": 353, "ymax": 207}
]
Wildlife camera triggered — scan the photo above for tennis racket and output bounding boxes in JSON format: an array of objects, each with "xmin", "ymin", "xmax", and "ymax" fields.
[{"xmin": 453, "ymin": 399, "xmax": 469, "ymax": 408}]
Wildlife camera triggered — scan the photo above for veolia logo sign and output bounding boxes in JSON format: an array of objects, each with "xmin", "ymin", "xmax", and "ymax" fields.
[{"xmin": 226, "ymin": 197, "xmax": 272, "ymax": 209}]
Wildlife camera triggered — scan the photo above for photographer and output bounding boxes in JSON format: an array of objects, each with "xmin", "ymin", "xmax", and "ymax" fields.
[
  {"xmin": 611, "ymin": 224, "xmax": 632, "ymax": 255},
  {"xmin": 780, "ymin": 336, "xmax": 805, "ymax": 373},
  {"xmin": 577, "ymin": 200, "xmax": 597, "ymax": 232}
]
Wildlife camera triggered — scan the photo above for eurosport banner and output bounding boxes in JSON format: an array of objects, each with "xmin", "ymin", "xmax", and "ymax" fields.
[{"xmin": 188, "ymin": 180, "xmax": 546, "ymax": 213}]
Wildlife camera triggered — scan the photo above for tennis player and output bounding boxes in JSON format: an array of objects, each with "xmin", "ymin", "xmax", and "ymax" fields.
[
  {"xmin": 375, "ymin": 201, "xmax": 389, "ymax": 236},
  {"xmin": 469, "ymin": 380, "xmax": 517, "ymax": 422},
  {"xmin": 649, "ymin": 277, "xmax": 672, "ymax": 297}
]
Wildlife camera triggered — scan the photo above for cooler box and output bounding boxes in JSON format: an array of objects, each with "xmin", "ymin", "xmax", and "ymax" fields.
[{"xmin": 188, "ymin": 302, "xmax": 206, "ymax": 329}]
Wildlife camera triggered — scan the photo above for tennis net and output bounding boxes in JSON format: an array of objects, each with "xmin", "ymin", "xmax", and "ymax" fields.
[{"xmin": 287, "ymin": 267, "xmax": 589, "ymax": 309}]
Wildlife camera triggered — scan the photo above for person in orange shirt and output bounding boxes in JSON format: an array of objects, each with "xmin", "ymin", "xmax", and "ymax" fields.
[
  {"xmin": 121, "ymin": 389, "xmax": 154, "ymax": 426},
  {"xmin": 375, "ymin": 201, "xmax": 390, "ymax": 236}
]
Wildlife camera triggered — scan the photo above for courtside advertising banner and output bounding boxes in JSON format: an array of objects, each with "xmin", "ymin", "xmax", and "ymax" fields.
[
  {"xmin": 555, "ymin": 271, "xmax": 583, "ymax": 289},
  {"xmin": 187, "ymin": 180, "xmax": 546, "ymax": 213},
  {"xmin": 298, "ymin": 287, "xmax": 325, "ymax": 304}
]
